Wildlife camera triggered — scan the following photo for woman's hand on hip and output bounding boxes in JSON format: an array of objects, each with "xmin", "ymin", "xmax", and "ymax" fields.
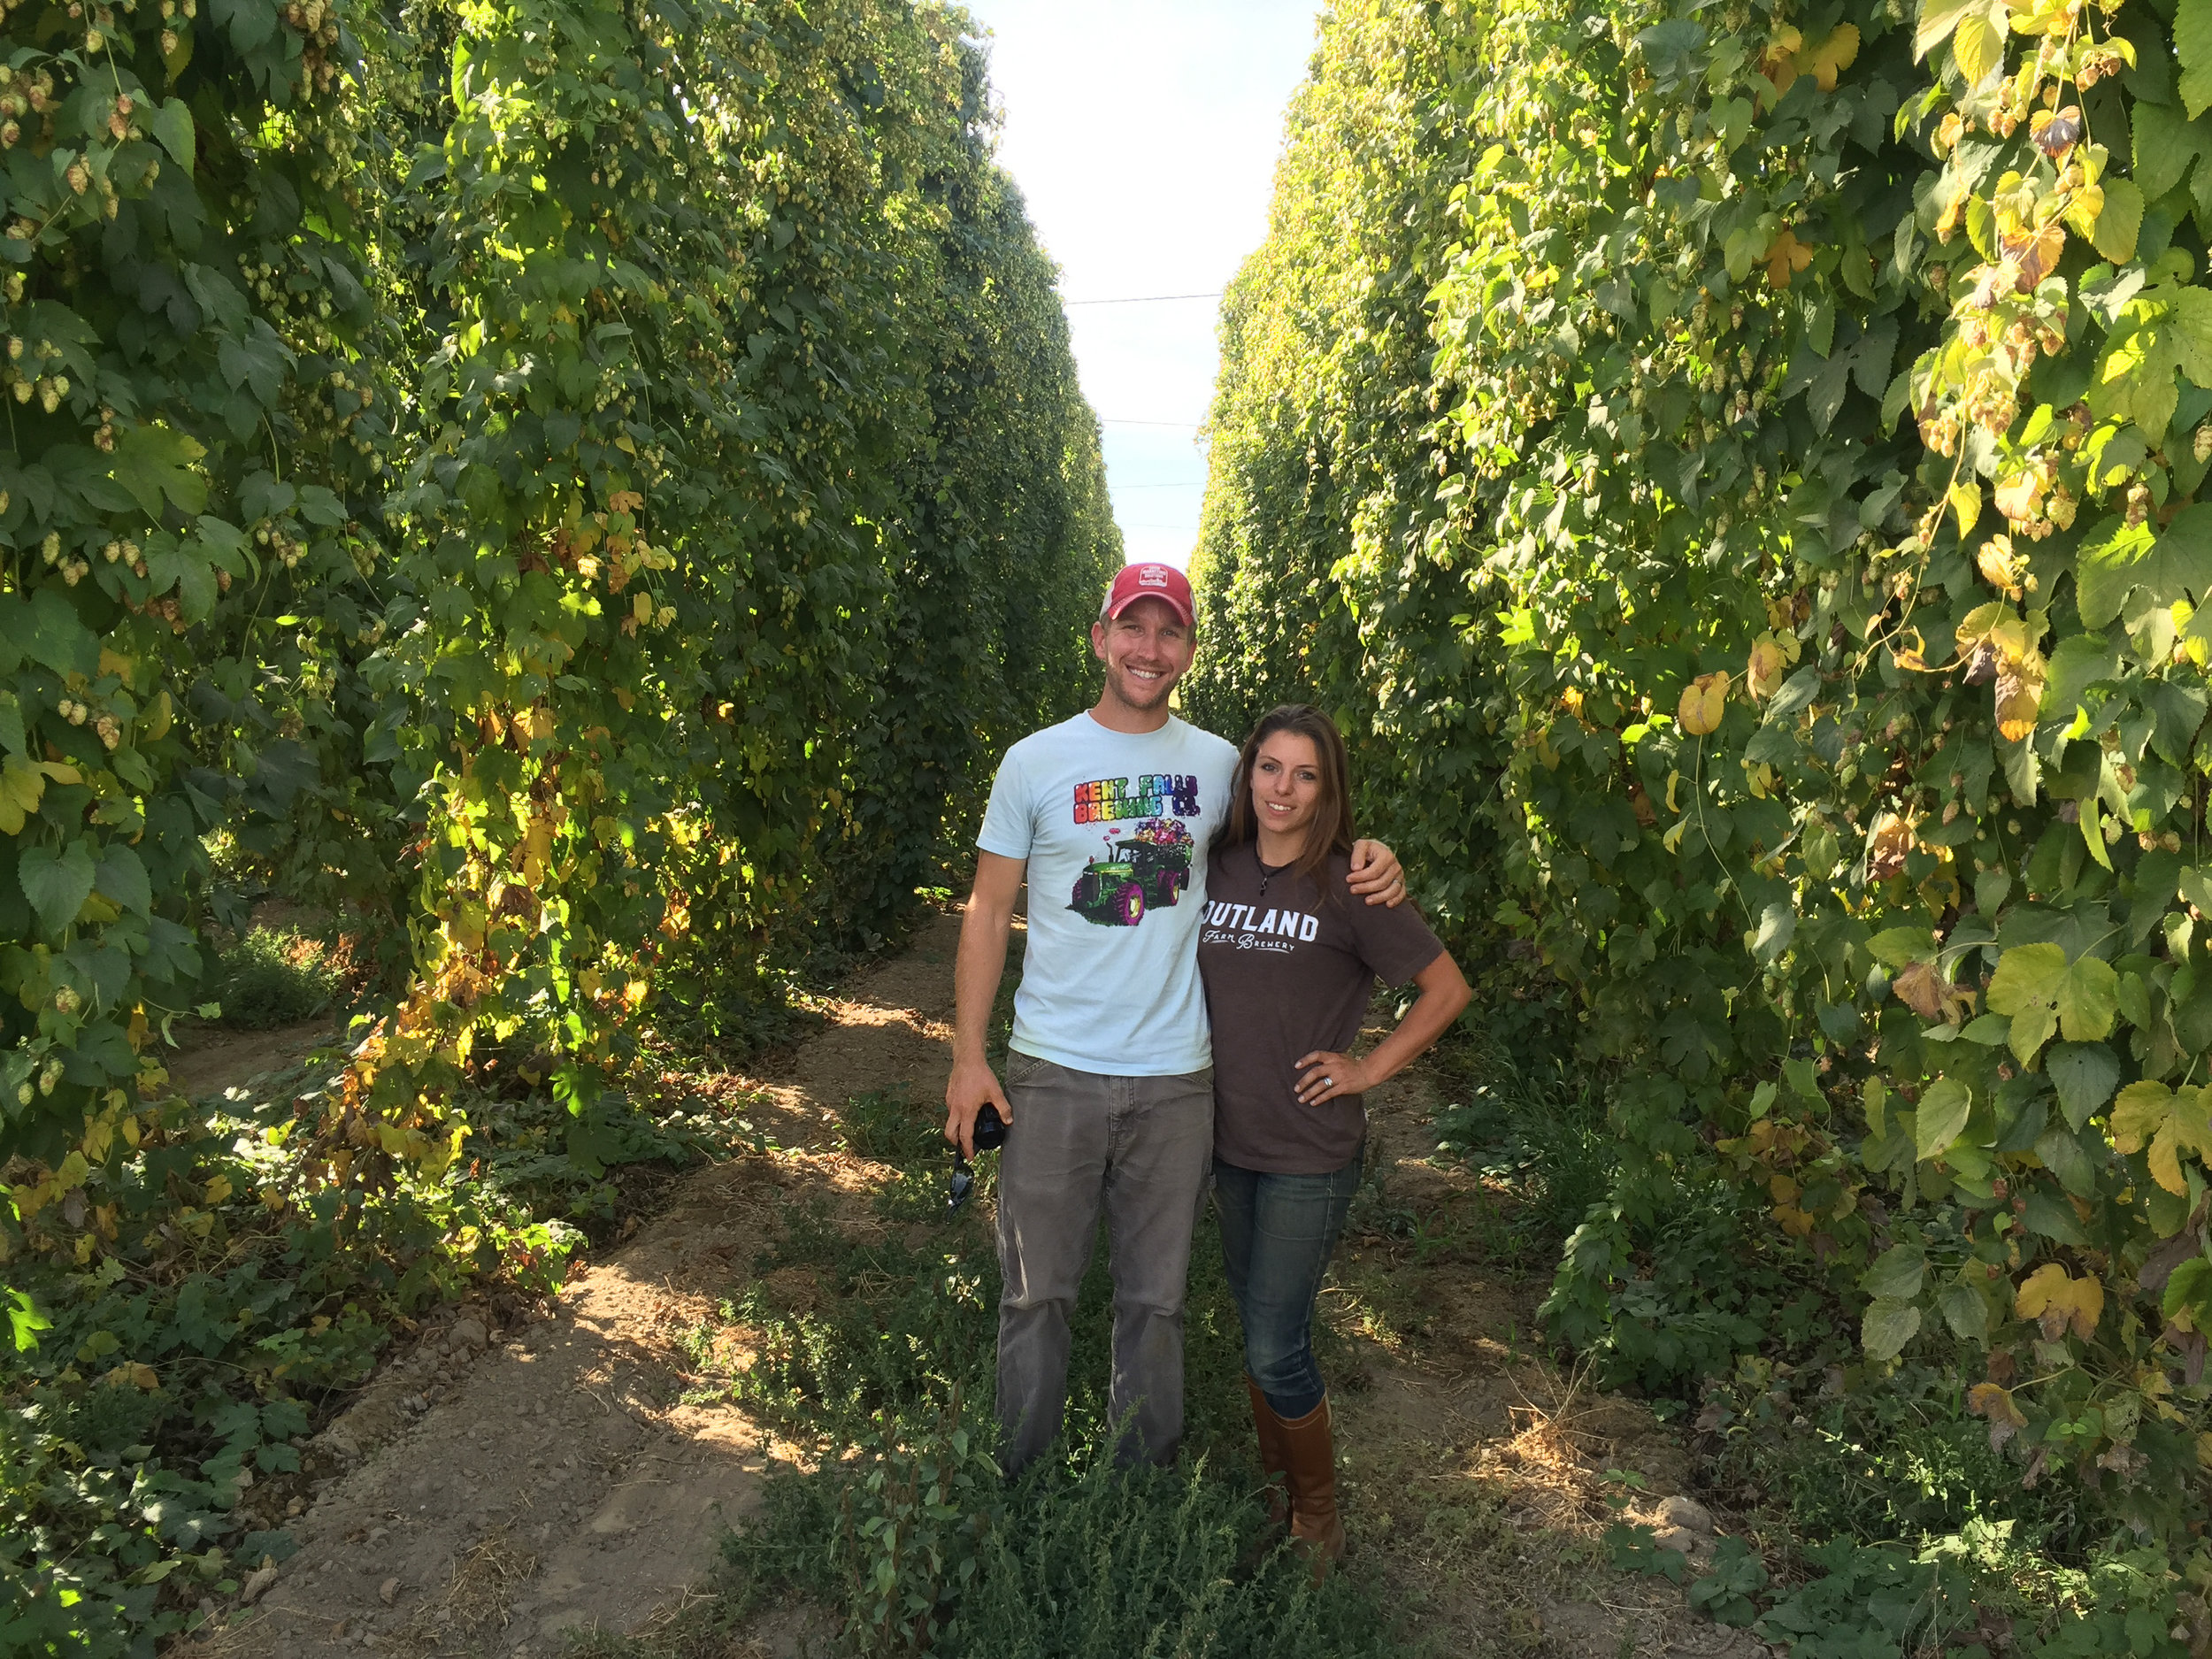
[{"xmin": 1294, "ymin": 1050, "xmax": 1375, "ymax": 1106}]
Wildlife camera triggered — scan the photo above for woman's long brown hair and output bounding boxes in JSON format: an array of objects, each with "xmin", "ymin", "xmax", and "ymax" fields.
[{"xmin": 1214, "ymin": 703, "xmax": 1356, "ymax": 895}]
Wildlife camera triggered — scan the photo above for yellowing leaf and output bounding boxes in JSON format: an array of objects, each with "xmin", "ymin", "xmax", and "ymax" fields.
[
  {"xmin": 1955, "ymin": 8, "xmax": 2004, "ymax": 84},
  {"xmin": 2014, "ymin": 1262, "xmax": 2104, "ymax": 1340},
  {"xmin": 1950, "ymin": 480, "xmax": 1983, "ymax": 538},
  {"xmin": 1976, "ymin": 534, "xmax": 2024, "ymax": 590},
  {"xmin": 2011, "ymin": 219, "xmax": 2066, "ymax": 286},
  {"xmin": 1807, "ymin": 24, "xmax": 1861, "ymax": 88},
  {"xmin": 1967, "ymin": 1379, "xmax": 2027, "ymax": 1448},
  {"xmin": 1763, "ymin": 228, "xmax": 1815, "ymax": 288},
  {"xmin": 2063, "ymin": 180, "xmax": 2105, "ymax": 241},
  {"xmin": 0, "ymin": 755, "xmax": 46, "ymax": 837},
  {"xmin": 1747, "ymin": 634, "xmax": 1788, "ymax": 698},
  {"xmin": 2110, "ymin": 1079, "xmax": 2212, "ymax": 1194},
  {"xmin": 1891, "ymin": 960, "xmax": 1940, "ymax": 1018},
  {"xmin": 1994, "ymin": 647, "xmax": 2047, "ymax": 741},
  {"xmin": 1967, "ymin": 1381, "xmax": 2025, "ymax": 1425},
  {"xmin": 1678, "ymin": 672, "xmax": 1730, "ymax": 735}
]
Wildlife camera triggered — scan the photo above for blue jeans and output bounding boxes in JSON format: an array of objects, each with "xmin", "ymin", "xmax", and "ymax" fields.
[{"xmin": 1212, "ymin": 1152, "xmax": 1362, "ymax": 1421}]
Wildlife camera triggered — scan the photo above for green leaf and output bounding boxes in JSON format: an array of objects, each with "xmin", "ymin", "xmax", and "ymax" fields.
[
  {"xmin": 2038, "ymin": 633, "xmax": 2120, "ymax": 723},
  {"xmin": 2182, "ymin": 0, "xmax": 2212, "ymax": 118},
  {"xmin": 110, "ymin": 424, "xmax": 210, "ymax": 518},
  {"xmin": 2078, "ymin": 504, "xmax": 2212, "ymax": 627},
  {"xmin": 0, "ymin": 588, "xmax": 100, "ymax": 678},
  {"xmin": 1751, "ymin": 900, "xmax": 1796, "ymax": 964},
  {"xmin": 1975, "ymin": 867, "xmax": 2013, "ymax": 916},
  {"xmin": 1863, "ymin": 1242, "xmax": 1926, "ymax": 1301},
  {"xmin": 2174, "ymin": 287, "xmax": 2212, "ymax": 388},
  {"xmin": 2046, "ymin": 1041, "xmax": 2122, "ymax": 1130},
  {"xmin": 1961, "ymin": 1012, "xmax": 2010, "ymax": 1044},
  {"xmin": 19, "ymin": 841, "xmax": 97, "ymax": 935},
  {"xmin": 1939, "ymin": 1279, "xmax": 1990, "ymax": 1340},
  {"xmin": 95, "ymin": 846, "xmax": 151, "ymax": 918},
  {"xmin": 2024, "ymin": 1189, "xmax": 2090, "ymax": 1246},
  {"xmin": 148, "ymin": 97, "xmax": 196, "ymax": 170},
  {"xmin": 1916, "ymin": 1078, "xmax": 1974, "ymax": 1160},
  {"xmin": 2165, "ymin": 1256, "xmax": 2212, "ymax": 1321},
  {"xmin": 2036, "ymin": 1123, "xmax": 2100, "ymax": 1194},
  {"xmin": 1988, "ymin": 941, "xmax": 2068, "ymax": 1061},
  {"xmin": 8, "ymin": 1288, "xmax": 50, "ymax": 1354},
  {"xmin": 2092, "ymin": 177, "xmax": 2146, "ymax": 265},
  {"xmin": 2055, "ymin": 955, "xmax": 2118, "ymax": 1042},
  {"xmin": 1868, "ymin": 926, "xmax": 1935, "ymax": 968},
  {"xmin": 1863, "ymin": 1296, "xmax": 1922, "ymax": 1361},
  {"xmin": 2133, "ymin": 103, "xmax": 2202, "ymax": 203}
]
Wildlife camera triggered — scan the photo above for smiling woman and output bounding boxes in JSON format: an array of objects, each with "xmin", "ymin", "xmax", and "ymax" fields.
[{"xmin": 1198, "ymin": 703, "xmax": 1468, "ymax": 1573}]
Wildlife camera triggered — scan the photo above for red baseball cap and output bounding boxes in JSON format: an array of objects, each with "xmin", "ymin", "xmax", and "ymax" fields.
[{"xmin": 1100, "ymin": 562, "xmax": 1195, "ymax": 627}]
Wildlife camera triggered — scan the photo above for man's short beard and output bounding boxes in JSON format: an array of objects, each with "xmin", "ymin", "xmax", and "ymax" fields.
[{"xmin": 1111, "ymin": 664, "xmax": 1176, "ymax": 709}]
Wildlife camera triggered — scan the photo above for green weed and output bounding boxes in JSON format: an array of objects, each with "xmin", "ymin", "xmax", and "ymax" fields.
[
  {"xmin": 695, "ymin": 1087, "xmax": 1410, "ymax": 1656},
  {"xmin": 1427, "ymin": 1050, "xmax": 1617, "ymax": 1253},
  {"xmin": 207, "ymin": 925, "xmax": 350, "ymax": 1030}
]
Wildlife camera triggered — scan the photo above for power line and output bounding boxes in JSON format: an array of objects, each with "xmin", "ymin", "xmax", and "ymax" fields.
[
  {"xmin": 1101, "ymin": 419, "xmax": 1203, "ymax": 428},
  {"xmin": 1064, "ymin": 291, "xmax": 1223, "ymax": 306},
  {"xmin": 1111, "ymin": 480, "xmax": 1206, "ymax": 489}
]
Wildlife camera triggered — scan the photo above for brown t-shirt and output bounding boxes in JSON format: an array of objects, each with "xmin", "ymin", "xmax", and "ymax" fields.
[{"xmin": 1196, "ymin": 842, "xmax": 1446, "ymax": 1174}]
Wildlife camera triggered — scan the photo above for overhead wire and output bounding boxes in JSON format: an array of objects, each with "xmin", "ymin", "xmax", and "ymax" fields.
[{"xmin": 1063, "ymin": 291, "xmax": 1223, "ymax": 305}]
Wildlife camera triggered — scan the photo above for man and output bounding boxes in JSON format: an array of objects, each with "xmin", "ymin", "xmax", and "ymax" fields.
[{"xmin": 943, "ymin": 562, "xmax": 1404, "ymax": 1476}]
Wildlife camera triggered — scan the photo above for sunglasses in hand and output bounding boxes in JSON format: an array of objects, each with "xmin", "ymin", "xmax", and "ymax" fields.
[{"xmin": 948, "ymin": 1102, "xmax": 1009, "ymax": 1214}]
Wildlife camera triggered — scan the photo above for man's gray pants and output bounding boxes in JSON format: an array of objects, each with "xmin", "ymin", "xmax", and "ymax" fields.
[{"xmin": 994, "ymin": 1052, "xmax": 1213, "ymax": 1477}]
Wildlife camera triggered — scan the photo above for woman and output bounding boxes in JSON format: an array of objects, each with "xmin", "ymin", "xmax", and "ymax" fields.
[{"xmin": 1196, "ymin": 704, "xmax": 1471, "ymax": 1573}]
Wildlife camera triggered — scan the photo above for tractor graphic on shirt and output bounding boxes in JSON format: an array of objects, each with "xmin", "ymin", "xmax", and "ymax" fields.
[{"xmin": 1069, "ymin": 817, "xmax": 1194, "ymax": 927}]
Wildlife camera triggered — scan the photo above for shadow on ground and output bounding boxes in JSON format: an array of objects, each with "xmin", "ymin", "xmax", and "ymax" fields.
[{"xmin": 192, "ymin": 909, "xmax": 1733, "ymax": 1658}]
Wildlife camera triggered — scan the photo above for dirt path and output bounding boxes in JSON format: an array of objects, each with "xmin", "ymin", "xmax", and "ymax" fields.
[
  {"xmin": 212, "ymin": 911, "xmax": 971, "ymax": 1658},
  {"xmin": 199, "ymin": 908, "xmax": 1730, "ymax": 1658}
]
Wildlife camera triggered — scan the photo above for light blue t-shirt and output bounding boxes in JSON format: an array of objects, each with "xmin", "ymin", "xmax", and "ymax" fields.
[{"xmin": 977, "ymin": 712, "xmax": 1239, "ymax": 1076}]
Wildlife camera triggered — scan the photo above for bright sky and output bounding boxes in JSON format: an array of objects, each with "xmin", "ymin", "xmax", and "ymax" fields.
[{"xmin": 959, "ymin": 1, "xmax": 1323, "ymax": 569}]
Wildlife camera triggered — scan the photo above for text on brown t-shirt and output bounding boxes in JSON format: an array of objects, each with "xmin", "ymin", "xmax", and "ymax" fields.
[{"xmin": 1196, "ymin": 841, "xmax": 1446, "ymax": 1175}]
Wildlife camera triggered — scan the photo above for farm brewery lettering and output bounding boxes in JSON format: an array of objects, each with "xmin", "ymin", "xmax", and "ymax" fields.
[{"xmin": 1200, "ymin": 902, "xmax": 1320, "ymax": 953}]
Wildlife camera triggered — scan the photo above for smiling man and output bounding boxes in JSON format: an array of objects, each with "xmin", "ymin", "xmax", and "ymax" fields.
[{"xmin": 944, "ymin": 562, "xmax": 1404, "ymax": 1476}]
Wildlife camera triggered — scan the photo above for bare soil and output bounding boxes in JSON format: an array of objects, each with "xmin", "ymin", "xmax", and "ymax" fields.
[{"xmin": 185, "ymin": 909, "xmax": 1745, "ymax": 1658}]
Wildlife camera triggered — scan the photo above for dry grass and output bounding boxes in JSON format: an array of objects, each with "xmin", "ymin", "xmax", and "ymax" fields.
[
  {"xmin": 563, "ymin": 1587, "xmax": 780, "ymax": 1659},
  {"xmin": 381, "ymin": 1525, "xmax": 541, "ymax": 1658}
]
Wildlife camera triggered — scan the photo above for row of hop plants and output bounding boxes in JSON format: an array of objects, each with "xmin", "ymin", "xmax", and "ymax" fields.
[
  {"xmin": 0, "ymin": 0, "xmax": 1118, "ymax": 1646},
  {"xmin": 1187, "ymin": 0, "xmax": 2212, "ymax": 1614}
]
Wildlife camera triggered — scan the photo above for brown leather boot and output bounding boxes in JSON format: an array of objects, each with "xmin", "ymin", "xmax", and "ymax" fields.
[
  {"xmin": 1275, "ymin": 1393, "xmax": 1346, "ymax": 1577},
  {"xmin": 1246, "ymin": 1375, "xmax": 1292, "ymax": 1533}
]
